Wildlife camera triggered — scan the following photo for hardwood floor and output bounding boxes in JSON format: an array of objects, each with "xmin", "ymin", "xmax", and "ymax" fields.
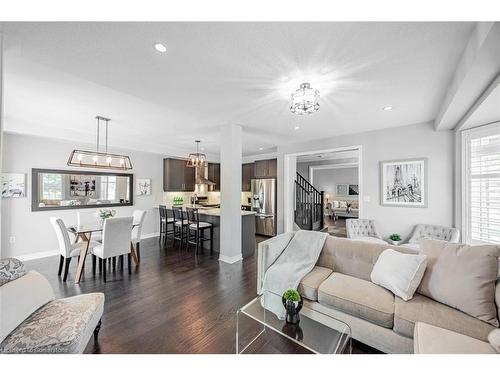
[{"xmin": 24, "ymin": 235, "xmax": 378, "ymax": 354}]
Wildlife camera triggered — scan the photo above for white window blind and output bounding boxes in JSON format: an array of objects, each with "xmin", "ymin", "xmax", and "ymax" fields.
[{"xmin": 466, "ymin": 124, "xmax": 500, "ymax": 244}]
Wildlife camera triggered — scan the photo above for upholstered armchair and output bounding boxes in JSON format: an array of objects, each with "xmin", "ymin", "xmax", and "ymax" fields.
[
  {"xmin": 346, "ymin": 219, "xmax": 387, "ymax": 244},
  {"xmin": 403, "ymin": 224, "xmax": 460, "ymax": 251}
]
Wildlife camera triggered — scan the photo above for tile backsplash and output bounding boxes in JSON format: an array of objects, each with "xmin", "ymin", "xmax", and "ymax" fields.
[{"xmin": 163, "ymin": 191, "xmax": 253, "ymax": 206}]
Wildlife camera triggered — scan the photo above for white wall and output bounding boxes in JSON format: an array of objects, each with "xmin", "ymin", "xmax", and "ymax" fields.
[
  {"xmin": 311, "ymin": 167, "xmax": 359, "ymax": 201},
  {"xmin": 1, "ymin": 132, "xmax": 164, "ymax": 258},
  {"xmin": 277, "ymin": 122, "xmax": 455, "ymax": 240}
]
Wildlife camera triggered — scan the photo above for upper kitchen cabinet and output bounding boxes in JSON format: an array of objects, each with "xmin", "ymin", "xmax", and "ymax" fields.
[
  {"xmin": 208, "ymin": 163, "xmax": 221, "ymax": 192},
  {"xmin": 163, "ymin": 158, "xmax": 195, "ymax": 192},
  {"xmin": 254, "ymin": 159, "xmax": 277, "ymax": 178},
  {"xmin": 242, "ymin": 163, "xmax": 254, "ymax": 191}
]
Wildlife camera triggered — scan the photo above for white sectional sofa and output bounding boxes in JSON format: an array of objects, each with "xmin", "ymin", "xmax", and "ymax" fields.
[
  {"xmin": 0, "ymin": 258, "xmax": 104, "ymax": 354},
  {"xmin": 257, "ymin": 233, "xmax": 500, "ymax": 354}
]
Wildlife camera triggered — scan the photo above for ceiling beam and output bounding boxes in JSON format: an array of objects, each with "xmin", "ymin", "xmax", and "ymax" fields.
[{"xmin": 434, "ymin": 22, "xmax": 500, "ymax": 131}]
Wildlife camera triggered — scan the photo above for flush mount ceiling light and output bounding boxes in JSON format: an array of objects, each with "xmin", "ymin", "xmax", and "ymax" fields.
[
  {"xmin": 186, "ymin": 140, "xmax": 207, "ymax": 168},
  {"xmin": 154, "ymin": 43, "xmax": 167, "ymax": 53},
  {"xmin": 290, "ymin": 82, "xmax": 320, "ymax": 115},
  {"xmin": 67, "ymin": 116, "xmax": 133, "ymax": 170}
]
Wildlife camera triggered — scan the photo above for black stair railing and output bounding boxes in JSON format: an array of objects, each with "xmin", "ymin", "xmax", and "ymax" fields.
[{"xmin": 294, "ymin": 172, "xmax": 324, "ymax": 231}]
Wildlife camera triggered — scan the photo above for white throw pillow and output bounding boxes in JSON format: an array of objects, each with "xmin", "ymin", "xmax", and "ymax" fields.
[
  {"xmin": 488, "ymin": 329, "xmax": 500, "ymax": 353},
  {"xmin": 370, "ymin": 249, "xmax": 428, "ymax": 301}
]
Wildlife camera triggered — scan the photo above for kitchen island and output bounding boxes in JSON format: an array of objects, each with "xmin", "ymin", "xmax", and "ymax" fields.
[{"xmin": 163, "ymin": 206, "xmax": 256, "ymax": 258}]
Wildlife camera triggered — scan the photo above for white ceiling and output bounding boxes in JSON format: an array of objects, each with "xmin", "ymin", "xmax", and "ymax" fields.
[
  {"xmin": 297, "ymin": 149, "xmax": 358, "ymax": 163},
  {"xmin": 2, "ymin": 22, "xmax": 476, "ymax": 156}
]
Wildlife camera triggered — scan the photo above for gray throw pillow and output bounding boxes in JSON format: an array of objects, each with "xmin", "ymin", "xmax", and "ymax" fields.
[
  {"xmin": 418, "ymin": 239, "xmax": 500, "ymax": 327},
  {"xmin": 0, "ymin": 258, "xmax": 26, "ymax": 286}
]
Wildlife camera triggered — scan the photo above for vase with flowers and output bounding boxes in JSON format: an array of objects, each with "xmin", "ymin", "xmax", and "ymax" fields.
[{"xmin": 98, "ymin": 209, "xmax": 116, "ymax": 225}]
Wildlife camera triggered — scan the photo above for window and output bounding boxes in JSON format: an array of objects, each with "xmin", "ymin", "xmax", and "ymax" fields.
[
  {"xmin": 100, "ymin": 176, "xmax": 117, "ymax": 201},
  {"xmin": 463, "ymin": 123, "xmax": 500, "ymax": 244},
  {"xmin": 42, "ymin": 173, "xmax": 63, "ymax": 200}
]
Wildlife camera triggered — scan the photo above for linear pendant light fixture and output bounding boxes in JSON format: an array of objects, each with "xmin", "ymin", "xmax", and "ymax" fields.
[{"xmin": 67, "ymin": 116, "xmax": 133, "ymax": 170}]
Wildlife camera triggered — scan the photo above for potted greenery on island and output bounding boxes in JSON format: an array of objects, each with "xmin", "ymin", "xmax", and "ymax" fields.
[{"xmin": 281, "ymin": 289, "xmax": 303, "ymax": 324}]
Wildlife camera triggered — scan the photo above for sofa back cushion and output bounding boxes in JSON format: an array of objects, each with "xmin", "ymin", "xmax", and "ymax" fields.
[
  {"xmin": 317, "ymin": 237, "xmax": 414, "ymax": 281},
  {"xmin": 418, "ymin": 239, "xmax": 500, "ymax": 327},
  {"xmin": 0, "ymin": 271, "xmax": 55, "ymax": 343}
]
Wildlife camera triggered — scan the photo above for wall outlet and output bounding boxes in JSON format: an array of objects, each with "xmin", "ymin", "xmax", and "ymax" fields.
[{"xmin": 9, "ymin": 236, "xmax": 16, "ymax": 244}]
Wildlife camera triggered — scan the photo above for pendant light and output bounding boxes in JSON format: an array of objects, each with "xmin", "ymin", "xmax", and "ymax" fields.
[
  {"xmin": 186, "ymin": 140, "xmax": 206, "ymax": 167},
  {"xmin": 67, "ymin": 116, "xmax": 133, "ymax": 170}
]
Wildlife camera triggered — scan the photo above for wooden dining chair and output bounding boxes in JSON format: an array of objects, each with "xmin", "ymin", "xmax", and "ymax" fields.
[
  {"xmin": 92, "ymin": 217, "xmax": 133, "ymax": 282},
  {"xmin": 50, "ymin": 217, "xmax": 98, "ymax": 282},
  {"xmin": 131, "ymin": 210, "xmax": 147, "ymax": 260}
]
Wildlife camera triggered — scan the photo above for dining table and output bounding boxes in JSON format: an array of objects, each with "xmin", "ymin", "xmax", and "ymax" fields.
[{"xmin": 66, "ymin": 220, "xmax": 141, "ymax": 284}]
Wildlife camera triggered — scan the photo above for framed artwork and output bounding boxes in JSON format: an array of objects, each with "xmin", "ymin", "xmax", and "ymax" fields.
[
  {"xmin": 380, "ymin": 158, "xmax": 427, "ymax": 207},
  {"xmin": 137, "ymin": 178, "xmax": 152, "ymax": 196},
  {"xmin": 335, "ymin": 184, "xmax": 348, "ymax": 196},
  {"xmin": 1, "ymin": 173, "xmax": 26, "ymax": 198},
  {"xmin": 69, "ymin": 175, "xmax": 96, "ymax": 197}
]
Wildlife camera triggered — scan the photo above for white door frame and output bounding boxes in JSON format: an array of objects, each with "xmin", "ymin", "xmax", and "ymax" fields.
[{"xmin": 284, "ymin": 145, "xmax": 363, "ymax": 233}]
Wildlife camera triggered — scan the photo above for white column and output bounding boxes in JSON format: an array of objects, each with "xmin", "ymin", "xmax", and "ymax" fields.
[
  {"xmin": 283, "ymin": 155, "xmax": 296, "ymax": 233},
  {"xmin": 219, "ymin": 124, "xmax": 242, "ymax": 263},
  {"xmin": 0, "ymin": 32, "xmax": 4, "ymax": 253}
]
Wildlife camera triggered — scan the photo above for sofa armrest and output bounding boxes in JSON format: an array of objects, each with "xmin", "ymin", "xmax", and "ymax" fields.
[{"xmin": 256, "ymin": 232, "xmax": 295, "ymax": 294}]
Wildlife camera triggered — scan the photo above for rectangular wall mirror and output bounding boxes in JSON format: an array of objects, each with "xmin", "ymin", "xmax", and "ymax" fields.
[{"xmin": 32, "ymin": 168, "xmax": 134, "ymax": 211}]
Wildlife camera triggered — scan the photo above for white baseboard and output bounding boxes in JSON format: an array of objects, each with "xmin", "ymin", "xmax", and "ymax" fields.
[
  {"xmin": 218, "ymin": 254, "xmax": 243, "ymax": 264},
  {"xmin": 141, "ymin": 232, "xmax": 160, "ymax": 239},
  {"xmin": 16, "ymin": 250, "xmax": 59, "ymax": 262}
]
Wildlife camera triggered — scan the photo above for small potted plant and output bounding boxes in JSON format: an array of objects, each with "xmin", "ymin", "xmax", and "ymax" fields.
[
  {"xmin": 282, "ymin": 289, "xmax": 303, "ymax": 324},
  {"xmin": 389, "ymin": 233, "xmax": 402, "ymax": 246},
  {"xmin": 98, "ymin": 209, "xmax": 116, "ymax": 225}
]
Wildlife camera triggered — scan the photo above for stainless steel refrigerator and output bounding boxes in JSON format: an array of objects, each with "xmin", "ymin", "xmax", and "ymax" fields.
[{"xmin": 251, "ymin": 178, "xmax": 276, "ymax": 236}]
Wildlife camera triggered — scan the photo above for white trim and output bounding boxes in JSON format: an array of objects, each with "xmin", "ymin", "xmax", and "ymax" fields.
[
  {"xmin": 218, "ymin": 254, "xmax": 243, "ymax": 264},
  {"xmin": 284, "ymin": 145, "xmax": 362, "ymax": 232},
  {"xmin": 140, "ymin": 232, "xmax": 160, "ymax": 239},
  {"xmin": 16, "ymin": 249, "xmax": 59, "ymax": 261}
]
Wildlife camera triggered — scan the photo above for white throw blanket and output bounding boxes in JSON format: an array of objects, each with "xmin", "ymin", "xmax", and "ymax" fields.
[{"xmin": 261, "ymin": 230, "xmax": 328, "ymax": 319}]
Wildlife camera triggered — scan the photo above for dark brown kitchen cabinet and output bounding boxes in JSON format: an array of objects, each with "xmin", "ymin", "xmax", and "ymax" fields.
[
  {"xmin": 163, "ymin": 158, "xmax": 195, "ymax": 192},
  {"xmin": 254, "ymin": 159, "xmax": 277, "ymax": 178},
  {"xmin": 242, "ymin": 163, "xmax": 254, "ymax": 192},
  {"xmin": 208, "ymin": 163, "xmax": 221, "ymax": 192}
]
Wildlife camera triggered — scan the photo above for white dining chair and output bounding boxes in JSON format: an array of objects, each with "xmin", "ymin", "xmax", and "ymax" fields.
[
  {"xmin": 77, "ymin": 211, "xmax": 102, "ymax": 242},
  {"xmin": 131, "ymin": 210, "xmax": 147, "ymax": 261},
  {"xmin": 92, "ymin": 216, "xmax": 133, "ymax": 282},
  {"xmin": 50, "ymin": 217, "xmax": 98, "ymax": 282}
]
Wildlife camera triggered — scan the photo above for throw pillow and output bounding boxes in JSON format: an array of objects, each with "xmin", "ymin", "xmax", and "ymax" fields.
[
  {"xmin": 0, "ymin": 258, "xmax": 26, "ymax": 287},
  {"xmin": 370, "ymin": 249, "xmax": 427, "ymax": 301},
  {"xmin": 418, "ymin": 239, "xmax": 500, "ymax": 327},
  {"xmin": 488, "ymin": 329, "xmax": 500, "ymax": 353}
]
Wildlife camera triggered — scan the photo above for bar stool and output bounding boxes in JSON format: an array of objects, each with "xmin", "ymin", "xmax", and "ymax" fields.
[
  {"xmin": 159, "ymin": 205, "xmax": 174, "ymax": 244},
  {"xmin": 186, "ymin": 207, "xmax": 213, "ymax": 255},
  {"xmin": 172, "ymin": 206, "xmax": 188, "ymax": 247}
]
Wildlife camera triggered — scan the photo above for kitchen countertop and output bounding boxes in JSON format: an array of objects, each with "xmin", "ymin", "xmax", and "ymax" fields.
[{"xmin": 159, "ymin": 205, "xmax": 255, "ymax": 216}]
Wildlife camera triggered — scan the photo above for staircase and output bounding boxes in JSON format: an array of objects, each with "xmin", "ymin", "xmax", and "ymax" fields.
[{"xmin": 294, "ymin": 172, "xmax": 324, "ymax": 231}]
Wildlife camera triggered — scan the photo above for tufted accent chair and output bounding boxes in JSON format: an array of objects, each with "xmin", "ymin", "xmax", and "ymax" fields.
[
  {"xmin": 346, "ymin": 219, "xmax": 383, "ymax": 240},
  {"xmin": 407, "ymin": 224, "xmax": 460, "ymax": 244}
]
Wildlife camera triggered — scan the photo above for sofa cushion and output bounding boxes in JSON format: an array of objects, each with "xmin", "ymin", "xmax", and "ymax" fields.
[
  {"xmin": 394, "ymin": 294, "xmax": 496, "ymax": 341},
  {"xmin": 0, "ymin": 293, "xmax": 104, "ymax": 353},
  {"xmin": 418, "ymin": 239, "xmax": 500, "ymax": 327},
  {"xmin": 316, "ymin": 236, "xmax": 414, "ymax": 281},
  {"xmin": 414, "ymin": 322, "xmax": 496, "ymax": 354},
  {"xmin": 370, "ymin": 249, "xmax": 428, "ymax": 301},
  {"xmin": 488, "ymin": 329, "xmax": 500, "ymax": 353},
  {"xmin": 298, "ymin": 266, "xmax": 333, "ymax": 301},
  {"xmin": 0, "ymin": 271, "xmax": 55, "ymax": 343},
  {"xmin": 318, "ymin": 272, "xmax": 395, "ymax": 328},
  {"xmin": 0, "ymin": 258, "xmax": 26, "ymax": 286}
]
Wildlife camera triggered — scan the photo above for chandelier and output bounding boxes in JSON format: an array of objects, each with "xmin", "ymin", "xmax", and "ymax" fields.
[
  {"xmin": 290, "ymin": 82, "xmax": 320, "ymax": 115},
  {"xmin": 67, "ymin": 116, "xmax": 133, "ymax": 170},
  {"xmin": 186, "ymin": 140, "xmax": 206, "ymax": 167}
]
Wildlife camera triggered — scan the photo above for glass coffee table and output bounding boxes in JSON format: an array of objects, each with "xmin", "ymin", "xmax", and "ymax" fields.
[{"xmin": 236, "ymin": 291, "xmax": 351, "ymax": 354}]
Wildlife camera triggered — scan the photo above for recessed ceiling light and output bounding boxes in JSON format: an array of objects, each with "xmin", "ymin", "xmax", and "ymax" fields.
[
  {"xmin": 259, "ymin": 147, "xmax": 264, "ymax": 151},
  {"xmin": 200, "ymin": 147, "xmax": 205, "ymax": 151},
  {"xmin": 294, "ymin": 126, "xmax": 300, "ymax": 130},
  {"xmin": 383, "ymin": 106, "xmax": 393, "ymax": 111},
  {"xmin": 154, "ymin": 43, "xmax": 167, "ymax": 53}
]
